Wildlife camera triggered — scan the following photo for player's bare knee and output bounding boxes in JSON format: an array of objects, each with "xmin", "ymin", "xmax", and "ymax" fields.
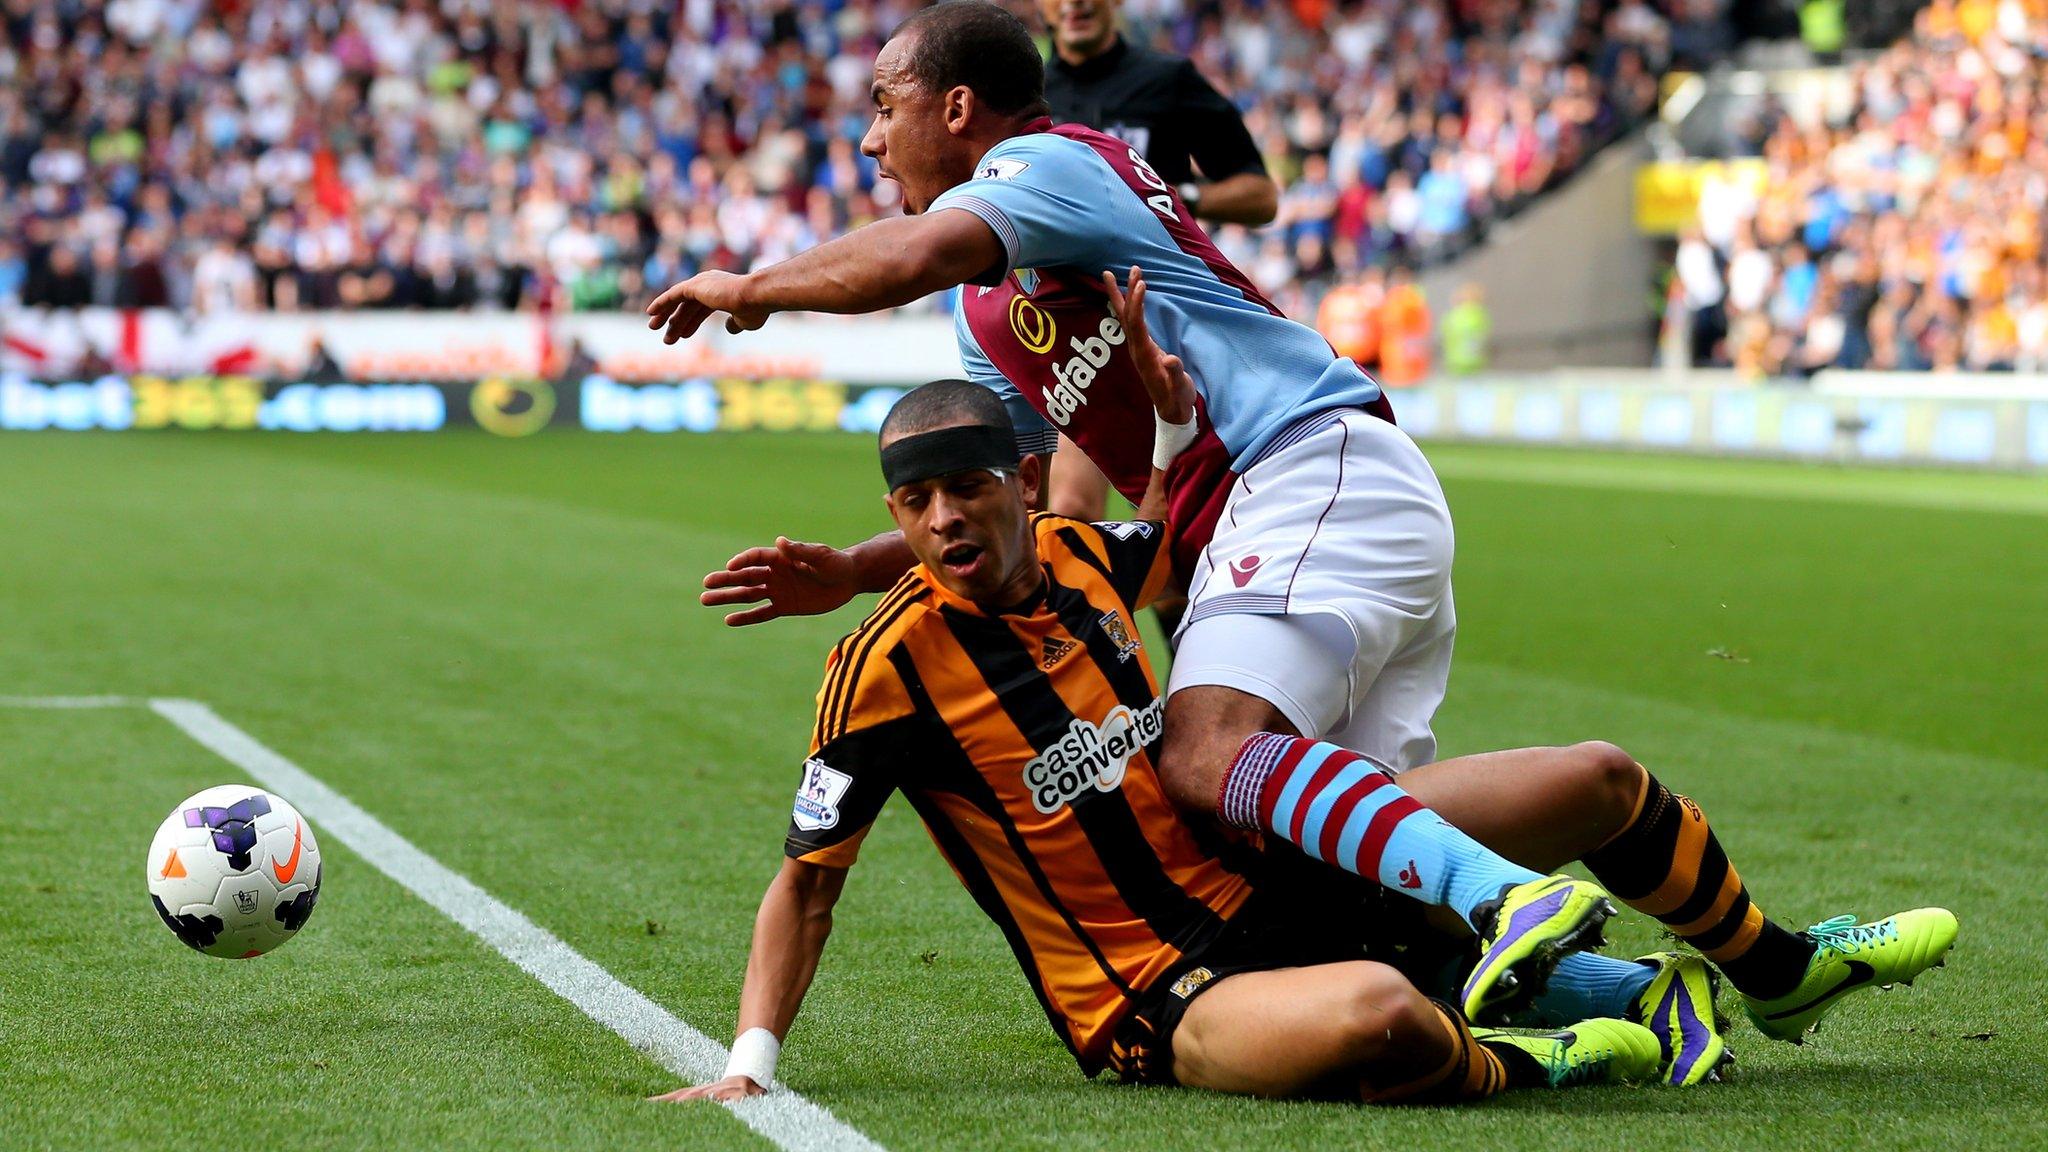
[
  {"xmin": 1158, "ymin": 699, "xmax": 1255, "ymax": 815},
  {"xmin": 1568, "ymin": 740, "xmax": 1646, "ymax": 824},
  {"xmin": 1338, "ymin": 965, "xmax": 1434, "ymax": 1062},
  {"xmin": 1155, "ymin": 720, "xmax": 1234, "ymax": 814},
  {"xmin": 1159, "ymin": 687, "xmax": 1298, "ymax": 818}
]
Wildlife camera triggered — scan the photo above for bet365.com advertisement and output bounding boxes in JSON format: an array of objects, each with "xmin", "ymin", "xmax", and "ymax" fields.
[
  {"xmin": 0, "ymin": 309, "xmax": 941, "ymax": 436},
  {"xmin": 0, "ymin": 373, "xmax": 912, "ymax": 437}
]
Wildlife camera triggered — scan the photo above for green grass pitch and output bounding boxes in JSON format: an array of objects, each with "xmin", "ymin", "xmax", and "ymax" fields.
[{"xmin": 2, "ymin": 431, "xmax": 2044, "ymax": 1150}]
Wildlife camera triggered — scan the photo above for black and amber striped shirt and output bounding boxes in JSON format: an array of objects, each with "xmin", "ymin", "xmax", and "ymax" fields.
[{"xmin": 786, "ymin": 513, "xmax": 1252, "ymax": 1072}]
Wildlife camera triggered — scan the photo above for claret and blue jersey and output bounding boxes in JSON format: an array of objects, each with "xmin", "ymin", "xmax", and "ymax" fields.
[{"xmin": 939, "ymin": 120, "xmax": 1389, "ymax": 568}]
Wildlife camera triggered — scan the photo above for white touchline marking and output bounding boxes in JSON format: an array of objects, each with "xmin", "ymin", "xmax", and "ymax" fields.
[{"xmin": 0, "ymin": 695, "xmax": 882, "ymax": 1152}]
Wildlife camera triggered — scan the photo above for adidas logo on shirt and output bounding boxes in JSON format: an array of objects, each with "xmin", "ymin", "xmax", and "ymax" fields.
[{"xmin": 1040, "ymin": 636, "xmax": 1078, "ymax": 670}]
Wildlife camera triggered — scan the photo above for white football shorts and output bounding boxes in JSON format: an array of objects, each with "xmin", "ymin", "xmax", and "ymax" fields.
[{"xmin": 1167, "ymin": 408, "xmax": 1455, "ymax": 773}]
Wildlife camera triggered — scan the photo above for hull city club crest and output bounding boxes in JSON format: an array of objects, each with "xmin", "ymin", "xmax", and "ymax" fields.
[{"xmin": 1099, "ymin": 611, "xmax": 1142, "ymax": 662}]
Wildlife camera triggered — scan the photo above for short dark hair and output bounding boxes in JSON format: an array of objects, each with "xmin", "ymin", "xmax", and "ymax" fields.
[
  {"xmin": 879, "ymin": 378, "xmax": 1011, "ymax": 444},
  {"xmin": 889, "ymin": 1, "xmax": 1051, "ymax": 120}
]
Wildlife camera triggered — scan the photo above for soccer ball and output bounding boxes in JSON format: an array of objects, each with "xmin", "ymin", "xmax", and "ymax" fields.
[{"xmin": 147, "ymin": 785, "xmax": 323, "ymax": 958}]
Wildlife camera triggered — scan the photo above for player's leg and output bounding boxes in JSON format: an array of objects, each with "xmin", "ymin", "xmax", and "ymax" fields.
[
  {"xmin": 1471, "ymin": 750, "xmax": 1823, "ymax": 999},
  {"xmin": 1170, "ymin": 961, "xmax": 1658, "ymax": 1101},
  {"xmin": 1413, "ymin": 745, "xmax": 1845, "ymax": 1000},
  {"xmin": 1391, "ymin": 741, "xmax": 1814, "ymax": 992},
  {"xmin": 1397, "ymin": 741, "xmax": 1957, "ymax": 1044},
  {"xmin": 1327, "ymin": 581, "xmax": 1455, "ymax": 774},
  {"xmin": 1170, "ymin": 961, "xmax": 1499, "ymax": 1101},
  {"xmin": 1572, "ymin": 757, "xmax": 1956, "ymax": 1040},
  {"xmin": 1162, "ymin": 641, "xmax": 1614, "ymax": 1023},
  {"xmin": 1160, "ymin": 415, "xmax": 1613, "ymax": 1015},
  {"xmin": 1158, "ymin": 669, "xmax": 1565, "ymax": 935},
  {"xmin": 1337, "ymin": 740, "xmax": 1727, "ymax": 1084},
  {"xmin": 1390, "ymin": 742, "xmax": 1647, "ymax": 872},
  {"xmin": 1232, "ymin": 413, "xmax": 1939, "ymax": 1034},
  {"xmin": 1044, "ymin": 433, "xmax": 1109, "ymax": 519},
  {"xmin": 1159, "ymin": 409, "xmax": 1475, "ymax": 888}
]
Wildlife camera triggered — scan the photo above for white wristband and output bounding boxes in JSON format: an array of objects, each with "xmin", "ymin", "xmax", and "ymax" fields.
[
  {"xmin": 1152, "ymin": 410, "xmax": 1200, "ymax": 471},
  {"xmin": 724, "ymin": 1027, "xmax": 781, "ymax": 1087}
]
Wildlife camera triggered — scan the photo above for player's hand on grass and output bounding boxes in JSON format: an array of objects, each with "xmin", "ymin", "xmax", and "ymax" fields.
[
  {"xmin": 702, "ymin": 537, "xmax": 861, "ymax": 626},
  {"xmin": 646, "ymin": 270, "xmax": 769, "ymax": 342},
  {"xmin": 648, "ymin": 1075, "xmax": 767, "ymax": 1103},
  {"xmin": 1103, "ymin": 266, "xmax": 1195, "ymax": 427}
]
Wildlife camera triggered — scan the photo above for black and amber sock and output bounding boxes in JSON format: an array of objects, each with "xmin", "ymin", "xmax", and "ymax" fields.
[
  {"xmin": 1362, "ymin": 1001, "xmax": 1509, "ymax": 1106},
  {"xmin": 1583, "ymin": 772, "xmax": 1816, "ymax": 1000}
]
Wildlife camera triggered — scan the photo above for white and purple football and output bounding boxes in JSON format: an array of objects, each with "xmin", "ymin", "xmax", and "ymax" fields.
[{"xmin": 146, "ymin": 785, "xmax": 322, "ymax": 959}]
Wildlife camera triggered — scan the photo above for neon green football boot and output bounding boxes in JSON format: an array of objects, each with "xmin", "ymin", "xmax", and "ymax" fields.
[
  {"xmin": 1472, "ymin": 1019, "xmax": 1663, "ymax": 1088},
  {"xmin": 1631, "ymin": 951, "xmax": 1731, "ymax": 1085},
  {"xmin": 1462, "ymin": 875, "xmax": 1618, "ymax": 1023},
  {"xmin": 1742, "ymin": 908, "xmax": 1959, "ymax": 1043}
]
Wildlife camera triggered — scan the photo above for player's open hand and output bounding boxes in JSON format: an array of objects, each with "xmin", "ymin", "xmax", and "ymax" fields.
[
  {"xmin": 646, "ymin": 270, "xmax": 769, "ymax": 343},
  {"xmin": 1102, "ymin": 266, "xmax": 1195, "ymax": 426},
  {"xmin": 701, "ymin": 537, "xmax": 861, "ymax": 627},
  {"xmin": 648, "ymin": 1075, "xmax": 767, "ymax": 1103}
]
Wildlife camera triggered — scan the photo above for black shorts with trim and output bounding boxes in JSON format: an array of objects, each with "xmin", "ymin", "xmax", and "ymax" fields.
[{"xmin": 1107, "ymin": 847, "xmax": 1473, "ymax": 1086}]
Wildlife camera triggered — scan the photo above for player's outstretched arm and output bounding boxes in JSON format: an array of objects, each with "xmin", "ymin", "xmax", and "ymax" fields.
[
  {"xmin": 701, "ymin": 531, "xmax": 918, "ymax": 627},
  {"xmin": 1102, "ymin": 267, "xmax": 1198, "ymax": 523},
  {"xmin": 647, "ymin": 211, "xmax": 1005, "ymax": 343},
  {"xmin": 1191, "ymin": 172, "xmax": 1281, "ymax": 227},
  {"xmin": 649, "ymin": 858, "xmax": 850, "ymax": 1102}
]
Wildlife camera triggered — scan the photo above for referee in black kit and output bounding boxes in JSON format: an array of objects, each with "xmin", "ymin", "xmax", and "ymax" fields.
[
  {"xmin": 1039, "ymin": 0, "xmax": 1279, "ymax": 227},
  {"xmin": 1036, "ymin": 0, "xmax": 1278, "ymax": 642}
]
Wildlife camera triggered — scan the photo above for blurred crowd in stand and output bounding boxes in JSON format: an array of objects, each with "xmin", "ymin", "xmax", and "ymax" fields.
[
  {"xmin": 1669, "ymin": 0, "xmax": 2048, "ymax": 374},
  {"xmin": 1, "ymin": 0, "xmax": 1723, "ymax": 320}
]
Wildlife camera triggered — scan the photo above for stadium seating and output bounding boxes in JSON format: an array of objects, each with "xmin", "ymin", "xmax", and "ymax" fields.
[
  {"xmin": 1177, "ymin": 0, "xmax": 1685, "ymax": 314},
  {"xmin": 1669, "ymin": 0, "xmax": 2048, "ymax": 374},
  {"xmin": 1, "ymin": 0, "xmax": 1706, "ymax": 319}
]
